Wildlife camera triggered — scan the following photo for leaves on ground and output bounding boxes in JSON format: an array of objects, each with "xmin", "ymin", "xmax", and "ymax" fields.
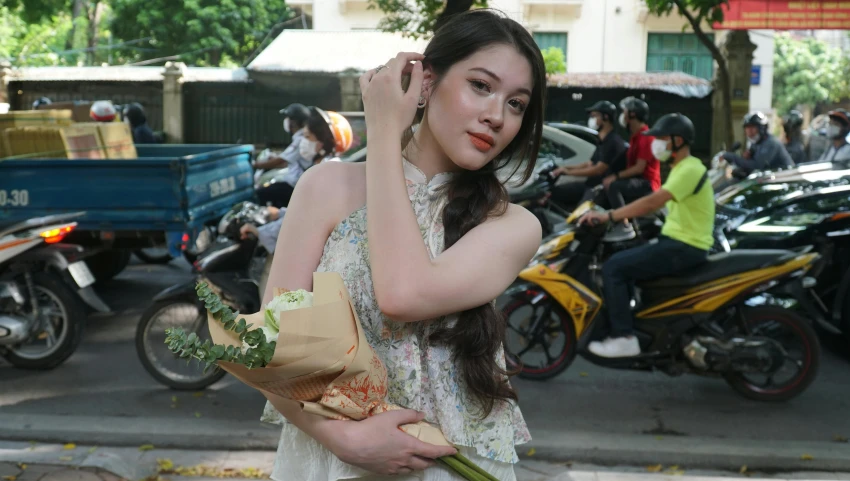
[
  {"xmin": 665, "ymin": 465, "xmax": 685, "ymax": 476},
  {"xmin": 194, "ymin": 412, "xmax": 203, "ymax": 418},
  {"xmin": 646, "ymin": 464, "xmax": 663, "ymax": 473},
  {"xmin": 833, "ymin": 435, "xmax": 848, "ymax": 443},
  {"xmin": 16, "ymin": 464, "xmax": 25, "ymax": 471},
  {"xmin": 193, "ymin": 392, "xmax": 205, "ymax": 398},
  {"xmin": 58, "ymin": 456, "xmax": 73, "ymax": 461},
  {"xmin": 2, "ymin": 475, "xmax": 17, "ymax": 481},
  {"xmin": 88, "ymin": 447, "xmax": 98, "ymax": 454},
  {"xmin": 155, "ymin": 462, "xmax": 268, "ymax": 479},
  {"xmin": 525, "ymin": 448, "xmax": 536, "ymax": 456},
  {"xmin": 801, "ymin": 453, "xmax": 814, "ymax": 461},
  {"xmin": 739, "ymin": 465, "xmax": 748, "ymax": 474},
  {"xmin": 63, "ymin": 443, "xmax": 76, "ymax": 450},
  {"xmin": 139, "ymin": 444, "xmax": 156, "ymax": 452},
  {"xmin": 579, "ymin": 372, "xmax": 589, "ymax": 377}
]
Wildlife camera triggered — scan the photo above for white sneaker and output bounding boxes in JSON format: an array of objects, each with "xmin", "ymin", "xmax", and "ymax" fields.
[
  {"xmin": 604, "ymin": 222, "xmax": 636, "ymax": 242},
  {"xmin": 588, "ymin": 336, "xmax": 641, "ymax": 358}
]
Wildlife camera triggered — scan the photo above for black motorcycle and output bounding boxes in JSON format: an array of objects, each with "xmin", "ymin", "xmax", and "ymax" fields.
[{"xmin": 135, "ymin": 202, "xmax": 271, "ymax": 390}]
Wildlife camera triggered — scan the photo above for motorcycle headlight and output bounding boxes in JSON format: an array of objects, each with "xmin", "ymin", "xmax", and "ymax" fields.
[{"xmin": 737, "ymin": 213, "xmax": 828, "ymax": 233}]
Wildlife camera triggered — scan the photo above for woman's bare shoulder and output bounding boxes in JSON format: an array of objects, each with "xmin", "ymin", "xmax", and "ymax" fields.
[
  {"xmin": 297, "ymin": 161, "xmax": 367, "ymax": 209},
  {"xmin": 474, "ymin": 202, "xmax": 543, "ymax": 260}
]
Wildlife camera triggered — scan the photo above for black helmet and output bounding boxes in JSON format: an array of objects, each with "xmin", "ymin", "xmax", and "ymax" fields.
[
  {"xmin": 32, "ymin": 97, "xmax": 51, "ymax": 110},
  {"xmin": 280, "ymin": 103, "xmax": 310, "ymax": 125},
  {"xmin": 743, "ymin": 111, "xmax": 769, "ymax": 133},
  {"xmin": 620, "ymin": 96, "xmax": 649, "ymax": 122},
  {"xmin": 784, "ymin": 110, "xmax": 803, "ymax": 130},
  {"xmin": 644, "ymin": 113, "xmax": 695, "ymax": 145},
  {"xmin": 827, "ymin": 108, "xmax": 850, "ymax": 128},
  {"xmin": 586, "ymin": 101, "xmax": 617, "ymax": 123}
]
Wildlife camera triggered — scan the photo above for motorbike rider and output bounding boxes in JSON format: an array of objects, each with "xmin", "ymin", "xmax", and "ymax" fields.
[
  {"xmin": 782, "ymin": 109, "xmax": 807, "ymax": 165},
  {"xmin": 724, "ymin": 112, "xmax": 793, "ymax": 177},
  {"xmin": 257, "ymin": 106, "xmax": 353, "ymax": 207},
  {"xmin": 816, "ymin": 108, "xmax": 850, "ymax": 164},
  {"xmin": 122, "ymin": 103, "xmax": 157, "ymax": 144},
  {"xmin": 253, "ymin": 103, "xmax": 312, "ymax": 174},
  {"xmin": 578, "ymin": 113, "xmax": 714, "ymax": 358},
  {"xmin": 549, "ymin": 101, "xmax": 627, "ymax": 207},
  {"xmin": 600, "ymin": 96, "xmax": 661, "ymax": 241},
  {"xmin": 32, "ymin": 97, "xmax": 52, "ymax": 110}
]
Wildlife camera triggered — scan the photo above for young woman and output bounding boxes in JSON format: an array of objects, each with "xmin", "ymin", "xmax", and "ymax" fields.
[{"xmin": 261, "ymin": 10, "xmax": 547, "ymax": 480}]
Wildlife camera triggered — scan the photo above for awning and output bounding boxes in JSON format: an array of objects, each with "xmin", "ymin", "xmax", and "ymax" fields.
[{"xmin": 547, "ymin": 72, "xmax": 713, "ymax": 98}]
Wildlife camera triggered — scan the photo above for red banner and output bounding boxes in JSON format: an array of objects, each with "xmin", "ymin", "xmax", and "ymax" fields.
[{"xmin": 714, "ymin": 1, "xmax": 850, "ymax": 30}]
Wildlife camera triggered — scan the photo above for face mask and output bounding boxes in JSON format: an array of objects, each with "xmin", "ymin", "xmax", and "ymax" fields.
[
  {"xmin": 619, "ymin": 113, "xmax": 627, "ymax": 128},
  {"xmin": 283, "ymin": 118, "xmax": 291, "ymax": 133},
  {"xmin": 588, "ymin": 117, "xmax": 598, "ymax": 130},
  {"xmin": 747, "ymin": 134, "xmax": 760, "ymax": 144},
  {"xmin": 299, "ymin": 138, "xmax": 319, "ymax": 159},
  {"xmin": 651, "ymin": 138, "xmax": 672, "ymax": 162},
  {"xmin": 827, "ymin": 124, "xmax": 843, "ymax": 139}
]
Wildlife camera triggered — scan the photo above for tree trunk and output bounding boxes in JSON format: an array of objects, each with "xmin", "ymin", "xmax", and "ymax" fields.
[
  {"xmin": 674, "ymin": 1, "xmax": 736, "ymax": 149},
  {"xmin": 87, "ymin": 1, "xmax": 103, "ymax": 65},
  {"xmin": 66, "ymin": 0, "xmax": 86, "ymax": 51}
]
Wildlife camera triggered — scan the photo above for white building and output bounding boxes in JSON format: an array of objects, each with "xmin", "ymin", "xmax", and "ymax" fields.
[{"xmin": 287, "ymin": 0, "xmax": 774, "ymax": 112}]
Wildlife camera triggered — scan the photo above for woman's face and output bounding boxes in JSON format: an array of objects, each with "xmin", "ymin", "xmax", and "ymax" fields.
[{"xmin": 423, "ymin": 44, "xmax": 534, "ymax": 171}]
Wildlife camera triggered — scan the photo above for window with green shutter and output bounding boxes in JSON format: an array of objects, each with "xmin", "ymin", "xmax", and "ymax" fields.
[
  {"xmin": 534, "ymin": 32, "xmax": 568, "ymax": 71},
  {"xmin": 646, "ymin": 33, "xmax": 714, "ymax": 80}
]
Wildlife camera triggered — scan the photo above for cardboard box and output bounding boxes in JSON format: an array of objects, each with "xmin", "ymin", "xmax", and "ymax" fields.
[
  {"xmin": 97, "ymin": 122, "xmax": 137, "ymax": 159},
  {"xmin": 61, "ymin": 123, "xmax": 106, "ymax": 159}
]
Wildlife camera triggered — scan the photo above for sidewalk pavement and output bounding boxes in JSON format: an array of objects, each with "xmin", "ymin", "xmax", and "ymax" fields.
[{"xmin": 0, "ymin": 442, "xmax": 848, "ymax": 481}]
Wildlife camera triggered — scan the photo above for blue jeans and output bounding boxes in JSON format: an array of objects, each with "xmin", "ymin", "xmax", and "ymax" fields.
[{"xmin": 602, "ymin": 236, "xmax": 708, "ymax": 337}]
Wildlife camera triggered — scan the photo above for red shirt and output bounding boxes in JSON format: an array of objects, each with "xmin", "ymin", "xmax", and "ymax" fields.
[{"xmin": 628, "ymin": 125, "xmax": 661, "ymax": 191}]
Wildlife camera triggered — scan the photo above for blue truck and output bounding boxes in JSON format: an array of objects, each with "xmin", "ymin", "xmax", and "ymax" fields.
[{"xmin": 0, "ymin": 144, "xmax": 255, "ymax": 282}]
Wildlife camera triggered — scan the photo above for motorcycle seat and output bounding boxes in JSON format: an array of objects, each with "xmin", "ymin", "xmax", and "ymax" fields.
[{"xmin": 638, "ymin": 249, "xmax": 794, "ymax": 290}]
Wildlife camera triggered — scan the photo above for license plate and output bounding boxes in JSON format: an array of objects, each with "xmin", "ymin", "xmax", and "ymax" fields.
[{"xmin": 68, "ymin": 261, "xmax": 96, "ymax": 288}]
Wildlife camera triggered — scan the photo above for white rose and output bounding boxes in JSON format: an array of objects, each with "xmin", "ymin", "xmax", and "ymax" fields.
[{"xmin": 264, "ymin": 290, "xmax": 313, "ymax": 331}]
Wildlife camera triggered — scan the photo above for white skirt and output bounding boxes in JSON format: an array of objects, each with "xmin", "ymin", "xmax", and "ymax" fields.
[{"xmin": 271, "ymin": 423, "xmax": 518, "ymax": 481}]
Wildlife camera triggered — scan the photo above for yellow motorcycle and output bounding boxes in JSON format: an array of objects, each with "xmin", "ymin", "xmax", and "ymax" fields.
[{"xmin": 502, "ymin": 202, "xmax": 822, "ymax": 402}]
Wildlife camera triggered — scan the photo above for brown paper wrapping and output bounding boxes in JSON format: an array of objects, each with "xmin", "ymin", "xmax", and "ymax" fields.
[{"xmin": 207, "ymin": 271, "xmax": 452, "ymax": 448}]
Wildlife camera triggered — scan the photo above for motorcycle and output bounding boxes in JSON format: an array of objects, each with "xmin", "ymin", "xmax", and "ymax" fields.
[
  {"xmin": 502, "ymin": 201, "xmax": 822, "ymax": 402},
  {"xmin": 136, "ymin": 201, "xmax": 272, "ymax": 390},
  {"xmin": 509, "ymin": 161, "xmax": 572, "ymax": 236},
  {"xmin": 708, "ymin": 141, "xmax": 744, "ymax": 191},
  {"xmin": 0, "ymin": 212, "xmax": 104, "ymax": 369}
]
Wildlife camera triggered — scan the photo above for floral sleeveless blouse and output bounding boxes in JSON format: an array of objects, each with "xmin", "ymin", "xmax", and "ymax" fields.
[{"xmin": 261, "ymin": 159, "xmax": 531, "ymax": 464}]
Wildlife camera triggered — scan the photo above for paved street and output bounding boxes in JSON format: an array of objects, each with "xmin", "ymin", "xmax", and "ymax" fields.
[{"xmin": 1, "ymin": 259, "xmax": 849, "ymax": 474}]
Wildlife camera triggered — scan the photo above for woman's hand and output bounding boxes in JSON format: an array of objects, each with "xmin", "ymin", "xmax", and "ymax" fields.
[
  {"xmin": 239, "ymin": 223, "xmax": 259, "ymax": 240},
  {"xmin": 359, "ymin": 52, "xmax": 425, "ymax": 139},
  {"xmin": 329, "ymin": 409, "xmax": 457, "ymax": 476}
]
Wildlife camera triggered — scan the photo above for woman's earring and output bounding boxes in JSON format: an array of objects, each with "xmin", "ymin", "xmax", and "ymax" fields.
[{"xmin": 417, "ymin": 96, "xmax": 427, "ymax": 109}]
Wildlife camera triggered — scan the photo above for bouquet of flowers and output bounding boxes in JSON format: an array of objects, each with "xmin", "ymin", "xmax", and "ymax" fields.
[{"xmin": 164, "ymin": 272, "xmax": 498, "ymax": 481}]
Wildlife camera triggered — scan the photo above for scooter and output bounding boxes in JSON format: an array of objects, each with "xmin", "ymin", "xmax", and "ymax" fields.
[
  {"xmin": 502, "ymin": 201, "xmax": 822, "ymax": 402},
  {"xmin": 0, "ymin": 212, "xmax": 106, "ymax": 369},
  {"xmin": 135, "ymin": 201, "xmax": 272, "ymax": 390}
]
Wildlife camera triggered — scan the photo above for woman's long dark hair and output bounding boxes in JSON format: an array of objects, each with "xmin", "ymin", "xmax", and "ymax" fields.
[
  {"xmin": 411, "ymin": 9, "xmax": 546, "ymax": 418},
  {"xmin": 307, "ymin": 107, "xmax": 337, "ymax": 162}
]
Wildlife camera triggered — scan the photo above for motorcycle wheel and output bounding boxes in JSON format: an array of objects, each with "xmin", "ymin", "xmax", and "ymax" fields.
[
  {"xmin": 724, "ymin": 306, "xmax": 820, "ymax": 402},
  {"xmin": 86, "ymin": 249, "xmax": 132, "ymax": 285},
  {"xmin": 136, "ymin": 298, "xmax": 226, "ymax": 390},
  {"xmin": 4, "ymin": 272, "xmax": 86, "ymax": 370},
  {"xmin": 134, "ymin": 248, "xmax": 174, "ymax": 264},
  {"xmin": 503, "ymin": 297, "xmax": 577, "ymax": 381}
]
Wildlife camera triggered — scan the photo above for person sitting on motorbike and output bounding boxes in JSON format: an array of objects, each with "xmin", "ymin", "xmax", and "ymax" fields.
[
  {"xmin": 549, "ymin": 101, "xmax": 627, "ymax": 207},
  {"xmin": 122, "ymin": 103, "xmax": 158, "ymax": 144},
  {"xmin": 253, "ymin": 103, "xmax": 312, "ymax": 174},
  {"xmin": 239, "ymin": 206, "xmax": 284, "ymax": 253},
  {"xmin": 816, "ymin": 108, "xmax": 850, "ymax": 164},
  {"xmin": 257, "ymin": 107, "xmax": 353, "ymax": 207},
  {"xmin": 600, "ymin": 96, "xmax": 661, "ymax": 241},
  {"xmin": 578, "ymin": 113, "xmax": 714, "ymax": 358},
  {"xmin": 724, "ymin": 112, "xmax": 793, "ymax": 177},
  {"xmin": 782, "ymin": 109, "xmax": 807, "ymax": 165}
]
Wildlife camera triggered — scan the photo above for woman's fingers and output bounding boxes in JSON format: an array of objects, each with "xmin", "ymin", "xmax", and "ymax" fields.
[{"xmin": 406, "ymin": 455, "xmax": 435, "ymax": 471}]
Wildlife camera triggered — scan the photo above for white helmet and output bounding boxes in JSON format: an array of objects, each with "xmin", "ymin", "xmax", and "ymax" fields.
[{"xmin": 90, "ymin": 100, "xmax": 117, "ymax": 122}]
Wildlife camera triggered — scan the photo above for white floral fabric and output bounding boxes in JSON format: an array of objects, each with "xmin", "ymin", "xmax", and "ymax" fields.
[{"xmin": 264, "ymin": 159, "xmax": 531, "ymax": 480}]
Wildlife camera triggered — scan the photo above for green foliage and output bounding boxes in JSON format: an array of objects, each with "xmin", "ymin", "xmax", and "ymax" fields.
[
  {"xmin": 368, "ymin": 0, "xmax": 487, "ymax": 38},
  {"xmin": 541, "ymin": 47, "xmax": 566, "ymax": 76},
  {"xmin": 163, "ymin": 281, "xmax": 276, "ymax": 372},
  {"xmin": 0, "ymin": 6, "xmax": 76, "ymax": 66},
  {"xmin": 772, "ymin": 33, "xmax": 850, "ymax": 112},
  {"xmin": 109, "ymin": 0, "xmax": 293, "ymax": 66},
  {"xmin": 0, "ymin": 0, "xmax": 70, "ymax": 24}
]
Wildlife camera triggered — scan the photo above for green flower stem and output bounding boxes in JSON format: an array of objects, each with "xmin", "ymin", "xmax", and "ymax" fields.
[
  {"xmin": 439, "ymin": 456, "xmax": 485, "ymax": 480},
  {"xmin": 453, "ymin": 453, "xmax": 500, "ymax": 481}
]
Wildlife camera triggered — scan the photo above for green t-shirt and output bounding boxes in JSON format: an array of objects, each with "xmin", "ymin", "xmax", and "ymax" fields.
[{"xmin": 660, "ymin": 156, "xmax": 715, "ymax": 251}]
